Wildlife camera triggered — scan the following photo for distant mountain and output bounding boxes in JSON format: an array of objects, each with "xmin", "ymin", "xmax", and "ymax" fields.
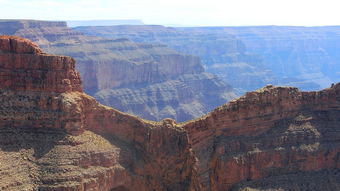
[
  {"xmin": 67, "ymin": 19, "xmax": 144, "ymax": 27},
  {"xmin": 75, "ymin": 25, "xmax": 340, "ymax": 93},
  {"xmin": 182, "ymin": 26, "xmax": 340, "ymax": 89},
  {"xmin": 75, "ymin": 25, "xmax": 276, "ymax": 94}
]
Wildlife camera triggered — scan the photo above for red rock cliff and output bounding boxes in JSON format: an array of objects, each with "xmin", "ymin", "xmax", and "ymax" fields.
[
  {"xmin": 182, "ymin": 84, "xmax": 340, "ymax": 190},
  {"xmin": 0, "ymin": 35, "xmax": 82, "ymax": 93}
]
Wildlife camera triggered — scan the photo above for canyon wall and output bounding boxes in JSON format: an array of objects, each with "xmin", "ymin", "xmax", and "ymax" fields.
[
  {"xmin": 95, "ymin": 73, "xmax": 234, "ymax": 122},
  {"xmin": 76, "ymin": 25, "xmax": 340, "ymax": 93},
  {"xmin": 75, "ymin": 25, "xmax": 275, "ymax": 94},
  {"xmin": 182, "ymin": 83, "xmax": 340, "ymax": 190}
]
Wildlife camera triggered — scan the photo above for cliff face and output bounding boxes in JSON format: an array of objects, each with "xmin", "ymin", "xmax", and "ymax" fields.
[
  {"xmin": 0, "ymin": 36, "xmax": 83, "ymax": 135},
  {"xmin": 0, "ymin": 20, "xmax": 236, "ymax": 122},
  {"xmin": 95, "ymin": 73, "xmax": 235, "ymax": 122},
  {"xmin": 74, "ymin": 25, "xmax": 277, "ymax": 94},
  {"xmin": 182, "ymin": 83, "xmax": 340, "ymax": 190},
  {"xmin": 46, "ymin": 39, "xmax": 204, "ymax": 93},
  {"xmin": 0, "ymin": 36, "xmax": 200, "ymax": 191}
]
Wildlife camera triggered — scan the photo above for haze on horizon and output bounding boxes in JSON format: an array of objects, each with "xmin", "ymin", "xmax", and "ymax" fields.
[{"xmin": 0, "ymin": 0, "xmax": 340, "ymax": 26}]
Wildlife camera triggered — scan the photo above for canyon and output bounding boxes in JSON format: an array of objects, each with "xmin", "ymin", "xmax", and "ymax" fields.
[
  {"xmin": 1, "ymin": 36, "xmax": 340, "ymax": 191},
  {"xmin": 0, "ymin": 20, "xmax": 236, "ymax": 122},
  {"xmin": 76, "ymin": 25, "xmax": 340, "ymax": 93}
]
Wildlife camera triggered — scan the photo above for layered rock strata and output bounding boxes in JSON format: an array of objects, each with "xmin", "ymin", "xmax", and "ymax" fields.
[
  {"xmin": 76, "ymin": 25, "xmax": 340, "ymax": 92},
  {"xmin": 94, "ymin": 73, "xmax": 235, "ymax": 122},
  {"xmin": 182, "ymin": 83, "xmax": 340, "ymax": 190}
]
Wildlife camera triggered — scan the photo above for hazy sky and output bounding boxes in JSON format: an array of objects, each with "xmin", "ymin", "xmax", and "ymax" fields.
[{"xmin": 1, "ymin": 0, "xmax": 339, "ymax": 26}]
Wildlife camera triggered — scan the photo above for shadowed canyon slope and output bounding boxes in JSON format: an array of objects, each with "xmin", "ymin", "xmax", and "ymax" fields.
[
  {"xmin": 0, "ymin": 20, "xmax": 236, "ymax": 122},
  {"xmin": 1, "ymin": 36, "xmax": 340, "ymax": 191},
  {"xmin": 75, "ymin": 25, "xmax": 340, "ymax": 93}
]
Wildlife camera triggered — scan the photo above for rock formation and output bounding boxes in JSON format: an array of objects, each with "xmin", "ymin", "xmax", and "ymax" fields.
[
  {"xmin": 1, "ymin": 36, "xmax": 340, "ymax": 191},
  {"xmin": 0, "ymin": 20, "xmax": 236, "ymax": 122},
  {"xmin": 182, "ymin": 83, "xmax": 340, "ymax": 190}
]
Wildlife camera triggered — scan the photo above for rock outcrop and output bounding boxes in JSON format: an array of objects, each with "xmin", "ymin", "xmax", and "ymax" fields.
[
  {"xmin": 1, "ymin": 36, "xmax": 340, "ymax": 191},
  {"xmin": 0, "ymin": 36, "xmax": 200, "ymax": 191},
  {"xmin": 0, "ymin": 36, "xmax": 83, "ymax": 135},
  {"xmin": 182, "ymin": 83, "xmax": 340, "ymax": 190}
]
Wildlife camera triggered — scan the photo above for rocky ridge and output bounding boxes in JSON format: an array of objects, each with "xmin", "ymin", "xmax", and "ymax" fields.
[
  {"xmin": 1, "ymin": 36, "xmax": 340, "ymax": 191},
  {"xmin": 182, "ymin": 83, "xmax": 340, "ymax": 190}
]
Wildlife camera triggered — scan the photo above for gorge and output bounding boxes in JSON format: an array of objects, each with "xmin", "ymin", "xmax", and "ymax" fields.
[{"xmin": 0, "ymin": 36, "xmax": 340, "ymax": 191}]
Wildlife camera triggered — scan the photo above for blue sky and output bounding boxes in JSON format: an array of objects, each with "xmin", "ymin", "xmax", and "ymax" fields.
[{"xmin": 1, "ymin": 0, "xmax": 339, "ymax": 26}]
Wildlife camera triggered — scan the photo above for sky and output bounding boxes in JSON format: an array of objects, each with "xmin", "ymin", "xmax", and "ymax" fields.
[{"xmin": 0, "ymin": 0, "xmax": 340, "ymax": 26}]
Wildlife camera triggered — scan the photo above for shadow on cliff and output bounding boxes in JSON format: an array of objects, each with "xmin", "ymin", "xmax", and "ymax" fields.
[
  {"xmin": 98, "ymin": 132, "xmax": 146, "ymax": 173},
  {"xmin": 89, "ymin": 131, "xmax": 144, "ymax": 191},
  {"xmin": 0, "ymin": 127, "xmax": 67, "ymax": 159}
]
